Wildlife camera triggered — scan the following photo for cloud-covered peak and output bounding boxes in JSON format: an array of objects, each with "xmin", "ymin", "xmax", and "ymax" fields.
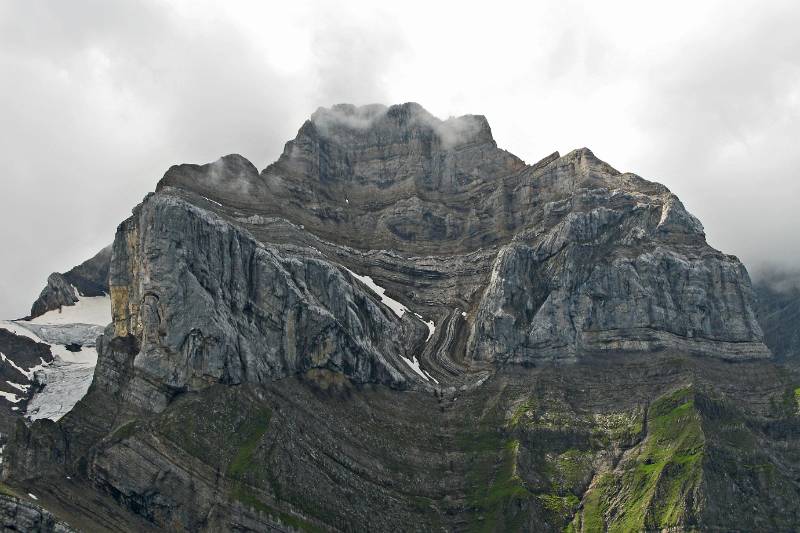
[{"xmin": 307, "ymin": 102, "xmax": 494, "ymax": 149}]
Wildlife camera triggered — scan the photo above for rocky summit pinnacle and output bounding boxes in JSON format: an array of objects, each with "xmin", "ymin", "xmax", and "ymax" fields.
[{"xmin": 1, "ymin": 103, "xmax": 798, "ymax": 532}]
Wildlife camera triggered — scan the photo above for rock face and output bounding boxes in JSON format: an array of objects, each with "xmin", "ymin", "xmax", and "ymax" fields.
[
  {"xmin": 754, "ymin": 273, "xmax": 800, "ymax": 362},
  {"xmin": 0, "ymin": 493, "xmax": 75, "ymax": 532},
  {"xmin": 2, "ymin": 103, "xmax": 796, "ymax": 532},
  {"xmin": 29, "ymin": 274, "xmax": 78, "ymax": 320},
  {"xmin": 29, "ymin": 246, "xmax": 111, "ymax": 319},
  {"xmin": 106, "ymin": 193, "xmax": 430, "ymax": 411},
  {"xmin": 150, "ymin": 102, "xmax": 768, "ymax": 379},
  {"xmin": 0, "ymin": 325, "xmax": 54, "ymax": 431}
]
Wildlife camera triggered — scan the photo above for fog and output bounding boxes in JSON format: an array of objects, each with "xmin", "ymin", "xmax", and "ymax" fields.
[{"xmin": 1, "ymin": 0, "xmax": 798, "ymax": 318}]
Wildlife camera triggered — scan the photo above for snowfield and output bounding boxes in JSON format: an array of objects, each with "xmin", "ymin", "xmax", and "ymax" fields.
[{"xmin": 0, "ymin": 291, "xmax": 110, "ymax": 421}]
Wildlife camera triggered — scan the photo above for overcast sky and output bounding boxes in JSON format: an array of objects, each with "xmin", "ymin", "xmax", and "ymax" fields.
[{"xmin": 1, "ymin": 0, "xmax": 799, "ymax": 318}]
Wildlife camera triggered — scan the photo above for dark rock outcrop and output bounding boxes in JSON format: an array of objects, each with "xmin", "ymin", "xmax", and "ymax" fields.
[
  {"xmin": 29, "ymin": 274, "xmax": 78, "ymax": 320},
  {"xmin": 0, "ymin": 492, "xmax": 75, "ymax": 532},
  {"xmin": 29, "ymin": 246, "xmax": 111, "ymax": 319},
  {"xmin": 0, "ymin": 327, "xmax": 54, "ymax": 432}
]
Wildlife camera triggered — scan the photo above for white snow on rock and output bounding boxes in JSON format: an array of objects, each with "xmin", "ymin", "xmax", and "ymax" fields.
[
  {"xmin": 202, "ymin": 195, "xmax": 223, "ymax": 207},
  {"xmin": 345, "ymin": 267, "xmax": 409, "ymax": 318},
  {"xmin": 423, "ymin": 369, "xmax": 439, "ymax": 384},
  {"xmin": 26, "ymin": 349, "xmax": 96, "ymax": 421},
  {"xmin": 0, "ymin": 320, "xmax": 45, "ymax": 342},
  {"xmin": 413, "ymin": 313, "xmax": 435, "ymax": 341},
  {"xmin": 27, "ymin": 291, "xmax": 111, "ymax": 326},
  {"xmin": 400, "ymin": 355, "xmax": 429, "ymax": 381},
  {"xmin": 345, "ymin": 267, "xmax": 441, "ymax": 383},
  {"xmin": 345, "ymin": 267, "xmax": 436, "ymax": 341},
  {"xmin": 0, "ymin": 290, "xmax": 108, "ymax": 421},
  {"xmin": 0, "ymin": 350, "xmax": 47, "ymax": 380},
  {"xmin": 0, "ymin": 390, "xmax": 21, "ymax": 403},
  {"xmin": 1, "ymin": 320, "xmax": 90, "ymax": 364}
]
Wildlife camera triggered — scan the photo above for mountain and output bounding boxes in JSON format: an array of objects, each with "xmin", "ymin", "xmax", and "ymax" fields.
[
  {"xmin": 29, "ymin": 246, "xmax": 111, "ymax": 319},
  {"xmin": 0, "ymin": 103, "xmax": 799, "ymax": 531},
  {"xmin": 753, "ymin": 272, "xmax": 800, "ymax": 363}
]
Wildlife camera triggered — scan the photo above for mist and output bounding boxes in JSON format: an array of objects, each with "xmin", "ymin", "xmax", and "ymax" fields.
[{"xmin": 1, "ymin": 0, "xmax": 799, "ymax": 318}]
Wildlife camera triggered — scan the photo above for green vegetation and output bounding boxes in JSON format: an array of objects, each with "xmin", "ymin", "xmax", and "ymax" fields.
[
  {"xmin": 509, "ymin": 399, "xmax": 537, "ymax": 428},
  {"xmin": 501, "ymin": 392, "xmax": 649, "ymax": 531},
  {"xmin": 551, "ymin": 449, "xmax": 593, "ymax": 493},
  {"xmin": 464, "ymin": 431, "xmax": 534, "ymax": 532},
  {"xmin": 795, "ymin": 387, "xmax": 800, "ymax": 414},
  {"xmin": 231, "ymin": 484, "xmax": 323, "ymax": 533},
  {"xmin": 0, "ymin": 482, "xmax": 18, "ymax": 498},
  {"xmin": 570, "ymin": 386, "xmax": 704, "ymax": 532},
  {"xmin": 459, "ymin": 399, "xmax": 536, "ymax": 533},
  {"xmin": 150, "ymin": 387, "xmax": 329, "ymax": 530},
  {"xmin": 227, "ymin": 408, "xmax": 272, "ymax": 479}
]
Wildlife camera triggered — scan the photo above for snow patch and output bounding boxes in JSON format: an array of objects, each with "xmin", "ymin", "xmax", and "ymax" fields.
[
  {"xmin": 400, "ymin": 355, "xmax": 429, "ymax": 381},
  {"xmin": 0, "ymin": 321, "xmax": 45, "ymax": 342},
  {"xmin": 26, "ymin": 356, "xmax": 95, "ymax": 421},
  {"xmin": 26, "ymin": 291, "xmax": 111, "ymax": 326},
  {"xmin": 0, "ymin": 391, "xmax": 21, "ymax": 403},
  {"xmin": 344, "ymin": 268, "xmax": 437, "ymax": 343},
  {"xmin": 345, "ymin": 268, "xmax": 408, "ymax": 318},
  {"xmin": 1, "ymin": 310, "xmax": 99, "ymax": 420},
  {"xmin": 423, "ymin": 369, "xmax": 439, "ymax": 384},
  {"xmin": 0, "ymin": 351, "xmax": 47, "ymax": 380},
  {"xmin": 7, "ymin": 382, "xmax": 29, "ymax": 393},
  {"xmin": 202, "ymin": 195, "xmax": 223, "ymax": 207},
  {"xmin": 413, "ymin": 313, "xmax": 435, "ymax": 341}
]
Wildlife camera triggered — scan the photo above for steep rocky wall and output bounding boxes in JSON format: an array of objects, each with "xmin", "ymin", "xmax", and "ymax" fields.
[
  {"xmin": 469, "ymin": 232, "xmax": 768, "ymax": 363},
  {"xmin": 0, "ymin": 492, "xmax": 75, "ymax": 532},
  {"xmin": 105, "ymin": 193, "xmax": 430, "ymax": 411},
  {"xmin": 154, "ymin": 105, "xmax": 769, "ymax": 367}
]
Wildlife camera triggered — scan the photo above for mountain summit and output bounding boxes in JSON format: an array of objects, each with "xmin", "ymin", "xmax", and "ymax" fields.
[{"xmin": 1, "ymin": 104, "xmax": 798, "ymax": 532}]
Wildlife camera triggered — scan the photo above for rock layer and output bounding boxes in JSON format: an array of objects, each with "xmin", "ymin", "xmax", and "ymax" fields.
[{"xmin": 106, "ymin": 193, "xmax": 430, "ymax": 410}]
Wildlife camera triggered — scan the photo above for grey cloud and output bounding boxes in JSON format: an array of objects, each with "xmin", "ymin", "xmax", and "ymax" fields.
[
  {"xmin": 0, "ymin": 1, "xmax": 396, "ymax": 318},
  {"xmin": 0, "ymin": 1, "xmax": 798, "ymax": 319},
  {"xmin": 623, "ymin": 3, "xmax": 800, "ymax": 271},
  {"xmin": 311, "ymin": 102, "xmax": 488, "ymax": 150},
  {"xmin": 310, "ymin": 103, "xmax": 389, "ymax": 135}
]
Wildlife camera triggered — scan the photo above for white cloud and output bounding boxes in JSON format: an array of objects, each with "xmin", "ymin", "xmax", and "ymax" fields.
[{"xmin": 1, "ymin": 0, "xmax": 798, "ymax": 317}]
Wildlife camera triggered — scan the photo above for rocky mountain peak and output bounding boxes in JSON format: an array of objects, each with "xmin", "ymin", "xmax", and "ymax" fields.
[
  {"xmin": 4, "ymin": 103, "xmax": 799, "ymax": 532},
  {"xmin": 305, "ymin": 102, "xmax": 494, "ymax": 149},
  {"xmin": 157, "ymin": 154, "xmax": 259, "ymax": 195}
]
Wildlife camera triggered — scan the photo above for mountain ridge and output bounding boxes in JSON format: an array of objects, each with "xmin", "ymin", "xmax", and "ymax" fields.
[{"xmin": 1, "ymin": 103, "xmax": 798, "ymax": 532}]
